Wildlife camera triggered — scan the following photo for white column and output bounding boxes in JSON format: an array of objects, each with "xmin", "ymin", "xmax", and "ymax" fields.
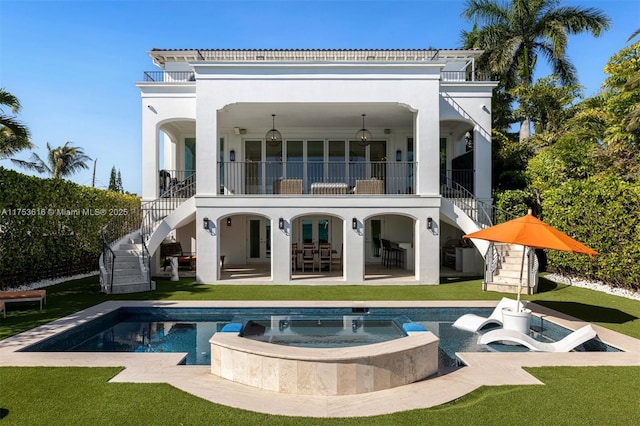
[
  {"xmin": 415, "ymin": 212, "xmax": 440, "ymax": 284},
  {"xmin": 195, "ymin": 86, "xmax": 220, "ymax": 196},
  {"xmin": 414, "ymin": 92, "xmax": 440, "ymax": 195},
  {"xmin": 195, "ymin": 210, "xmax": 219, "ymax": 284},
  {"xmin": 474, "ymin": 100, "xmax": 493, "ymax": 201},
  {"xmin": 272, "ymin": 216, "xmax": 290, "ymax": 283},
  {"xmin": 344, "ymin": 217, "xmax": 364, "ymax": 282},
  {"xmin": 141, "ymin": 104, "xmax": 159, "ymax": 200}
]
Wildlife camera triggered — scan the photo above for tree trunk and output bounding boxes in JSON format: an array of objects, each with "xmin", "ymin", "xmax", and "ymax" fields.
[{"xmin": 519, "ymin": 116, "xmax": 531, "ymax": 142}]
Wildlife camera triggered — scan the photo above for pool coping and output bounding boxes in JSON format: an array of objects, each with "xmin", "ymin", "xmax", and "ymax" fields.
[{"xmin": 1, "ymin": 300, "xmax": 639, "ymax": 418}]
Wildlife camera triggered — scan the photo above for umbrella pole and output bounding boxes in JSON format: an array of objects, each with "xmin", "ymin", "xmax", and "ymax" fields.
[{"xmin": 517, "ymin": 245, "xmax": 527, "ymax": 312}]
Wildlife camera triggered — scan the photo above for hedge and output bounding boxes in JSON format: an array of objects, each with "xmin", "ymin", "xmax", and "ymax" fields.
[
  {"xmin": 541, "ymin": 175, "xmax": 640, "ymax": 291},
  {"xmin": 0, "ymin": 167, "xmax": 140, "ymax": 289}
]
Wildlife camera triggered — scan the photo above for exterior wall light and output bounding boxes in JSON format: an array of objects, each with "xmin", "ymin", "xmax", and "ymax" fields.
[
  {"xmin": 352, "ymin": 218, "xmax": 358, "ymax": 230},
  {"xmin": 279, "ymin": 217, "xmax": 285, "ymax": 230},
  {"xmin": 396, "ymin": 149, "xmax": 402, "ymax": 161},
  {"xmin": 427, "ymin": 217, "xmax": 433, "ymax": 230},
  {"xmin": 229, "ymin": 150, "xmax": 235, "ymax": 162},
  {"xmin": 226, "ymin": 217, "xmax": 232, "ymax": 227},
  {"xmin": 203, "ymin": 217, "xmax": 209, "ymax": 229}
]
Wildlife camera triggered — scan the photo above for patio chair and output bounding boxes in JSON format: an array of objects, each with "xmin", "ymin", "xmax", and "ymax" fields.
[
  {"xmin": 452, "ymin": 297, "xmax": 525, "ymax": 332},
  {"xmin": 319, "ymin": 243, "xmax": 332, "ymax": 271},
  {"xmin": 302, "ymin": 243, "xmax": 315, "ymax": 272},
  {"xmin": 478, "ymin": 324, "xmax": 597, "ymax": 352}
]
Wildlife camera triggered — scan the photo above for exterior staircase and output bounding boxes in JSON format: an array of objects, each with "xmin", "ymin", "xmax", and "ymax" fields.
[
  {"xmin": 100, "ymin": 231, "xmax": 154, "ymax": 294},
  {"xmin": 483, "ymin": 243, "xmax": 538, "ymax": 294},
  {"xmin": 440, "ymin": 173, "xmax": 539, "ymax": 294},
  {"xmin": 99, "ymin": 173, "xmax": 196, "ymax": 294}
]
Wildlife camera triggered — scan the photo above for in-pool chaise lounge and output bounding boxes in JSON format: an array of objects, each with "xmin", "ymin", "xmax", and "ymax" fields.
[
  {"xmin": 452, "ymin": 297, "xmax": 524, "ymax": 332},
  {"xmin": 478, "ymin": 324, "xmax": 597, "ymax": 352}
]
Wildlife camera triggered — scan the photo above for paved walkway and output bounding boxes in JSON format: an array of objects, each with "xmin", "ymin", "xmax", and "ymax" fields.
[{"xmin": 1, "ymin": 300, "xmax": 638, "ymax": 418}]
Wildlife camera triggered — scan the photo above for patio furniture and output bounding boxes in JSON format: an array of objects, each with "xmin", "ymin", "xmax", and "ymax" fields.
[
  {"xmin": 301, "ymin": 243, "xmax": 316, "ymax": 272},
  {"xmin": 354, "ymin": 179, "xmax": 384, "ymax": 194},
  {"xmin": 452, "ymin": 297, "xmax": 525, "ymax": 332},
  {"xmin": 160, "ymin": 242, "xmax": 196, "ymax": 270},
  {"xmin": 380, "ymin": 238, "xmax": 403, "ymax": 268},
  {"xmin": 478, "ymin": 324, "xmax": 597, "ymax": 352},
  {"xmin": 0, "ymin": 289, "xmax": 47, "ymax": 311},
  {"xmin": 310, "ymin": 182, "xmax": 348, "ymax": 194},
  {"xmin": 273, "ymin": 179, "xmax": 303, "ymax": 194},
  {"xmin": 291, "ymin": 243, "xmax": 299, "ymax": 271},
  {"xmin": 331, "ymin": 244, "xmax": 343, "ymax": 271},
  {"xmin": 319, "ymin": 243, "xmax": 332, "ymax": 271}
]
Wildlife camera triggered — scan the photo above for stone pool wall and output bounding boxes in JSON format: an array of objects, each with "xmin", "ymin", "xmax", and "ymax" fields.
[{"xmin": 210, "ymin": 331, "xmax": 439, "ymax": 396}]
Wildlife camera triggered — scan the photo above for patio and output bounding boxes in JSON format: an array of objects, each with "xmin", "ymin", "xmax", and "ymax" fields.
[{"xmin": 154, "ymin": 263, "xmax": 475, "ymax": 284}]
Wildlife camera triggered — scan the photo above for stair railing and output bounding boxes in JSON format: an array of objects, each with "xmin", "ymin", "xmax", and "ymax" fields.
[
  {"xmin": 100, "ymin": 228, "xmax": 116, "ymax": 293},
  {"xmin": 141, "ymin": 173, "xmax": 197, "ymax": 250},
  {"xmin": 100, "ymin": 207, "xmax": 143, "ymax": 293}
]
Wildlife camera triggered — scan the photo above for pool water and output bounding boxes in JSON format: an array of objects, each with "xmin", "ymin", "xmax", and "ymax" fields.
[
  {"xmin": 21, "ymin": 306, "xmax": 618, "ymax": 366},
  {"xmin": 236, "ymin": 316, "xmax": 408, "ymax": 348}
]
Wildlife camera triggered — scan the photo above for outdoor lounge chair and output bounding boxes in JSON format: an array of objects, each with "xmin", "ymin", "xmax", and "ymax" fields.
[
  {"xmin": 477, "ymin": 324, "xmax": 597, "ymax": 352},
  {"xmin": 452, "ymin": 297, "xmax": 525, "ymax": 332}
]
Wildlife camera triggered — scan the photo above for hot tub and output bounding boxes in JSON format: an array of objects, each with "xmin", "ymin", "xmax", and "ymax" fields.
[{"xmin": 210, "ymin": 315, "xmax": 439, "ymax": 395}]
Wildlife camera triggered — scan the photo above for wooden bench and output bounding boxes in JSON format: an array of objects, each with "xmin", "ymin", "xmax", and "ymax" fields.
[{"xmin": 0, "ymin": 289, "xmax": 47, "ymax": 311}]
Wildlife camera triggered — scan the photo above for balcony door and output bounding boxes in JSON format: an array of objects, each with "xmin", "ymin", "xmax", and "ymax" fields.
[{"xmin": 245, "ymin": 140, "xmax": 283, "ymax": 194}]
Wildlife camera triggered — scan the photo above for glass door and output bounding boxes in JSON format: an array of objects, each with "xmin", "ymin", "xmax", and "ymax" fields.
[
  {"xmin": 247, "ymin": 218, "xmax": 271, "ymax": 262},
  {"xmin": 366, "ymin": 219, "xmax": 383, "ymax": 262},
  {"xmin": 245, "ymin": 140, "xmax": 262, "ymax": 194}
]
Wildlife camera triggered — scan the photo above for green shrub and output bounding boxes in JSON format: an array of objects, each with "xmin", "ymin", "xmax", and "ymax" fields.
[
  {"xmin": 0, "ymin": 167, "xmax": 140, "ymax": 288},
  {"xmin": 542, "ymin": 175, "xmax": 640, "ymax": 290}
]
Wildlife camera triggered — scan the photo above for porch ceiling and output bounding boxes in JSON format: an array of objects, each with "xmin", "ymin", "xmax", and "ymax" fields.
[{"xmin": 219, "ymin": 103, "xmax": 414, "ymax": 130}]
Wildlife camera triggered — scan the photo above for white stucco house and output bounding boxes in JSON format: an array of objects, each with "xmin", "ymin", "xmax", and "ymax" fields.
[{"xmin": 110, "ymin": 48, "xmax": 502, "ymax": 290}]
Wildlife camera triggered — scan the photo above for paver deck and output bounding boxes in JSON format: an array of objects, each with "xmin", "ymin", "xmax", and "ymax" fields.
[{"xmin": 1, "ymin": 300, "xmax": 638, "ymax": 418}]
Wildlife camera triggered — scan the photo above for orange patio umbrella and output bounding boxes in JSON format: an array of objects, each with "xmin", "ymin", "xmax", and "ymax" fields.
[{"xmin": 464, "ymin": 210, "xmax": 598, "ymax": 306}]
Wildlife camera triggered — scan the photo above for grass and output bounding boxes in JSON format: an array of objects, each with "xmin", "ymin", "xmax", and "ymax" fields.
[{"xmin": 0, "ymin": 274, "xmax": 639, "ymax": 425}]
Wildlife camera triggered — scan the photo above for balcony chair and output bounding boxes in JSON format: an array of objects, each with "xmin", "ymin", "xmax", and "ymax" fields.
[
  {"xmin": 354, "ymin": 179, "xmax": 384, "ymax": 194},
  {"xmin": 301, "ymin": 243, "xmax": 315, "ymax": 272}
]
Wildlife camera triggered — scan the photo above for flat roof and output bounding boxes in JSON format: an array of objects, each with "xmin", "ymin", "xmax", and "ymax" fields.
[{"xmin": 148, "ymin": 48, "xmax": 484, "ymax": 67}]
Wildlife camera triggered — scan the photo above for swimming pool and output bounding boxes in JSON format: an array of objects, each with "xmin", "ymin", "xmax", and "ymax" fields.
[{"xmin": 21, "ymin": 306, "xmax": 618, "ymax": 367}]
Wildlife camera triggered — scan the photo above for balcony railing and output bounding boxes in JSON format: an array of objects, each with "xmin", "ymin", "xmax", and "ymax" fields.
[
  {"xmin": 219, "ymin": 161, "xmax": 415, "ymax": 195},
  {"xmin": 143, "ymin": 71, "xmax": 195, "ymax": 82},
  {"xmin": 441, "ymin": 71, "xmax": 492, "ymax": 82},
  {"xmin": 143, "ymin": 70, "xmax": 492, "ymax": 83},
  {"xmin": 159, "ymin": 169, "xmax": 196, "ymax": 198}
]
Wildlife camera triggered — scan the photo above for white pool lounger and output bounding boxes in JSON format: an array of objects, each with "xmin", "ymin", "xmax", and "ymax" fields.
[
  {"xmin": 478, "ymin": 324, "xmax": 598, "ymax": 352},
  {"xmin": 452, "ymin": 297, "xmax": 525, "ymax": 332}
]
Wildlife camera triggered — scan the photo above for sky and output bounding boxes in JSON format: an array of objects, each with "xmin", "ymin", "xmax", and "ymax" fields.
[{"xmin": 1, "ymin": 0, "xmax": 638, "ymax": 195}]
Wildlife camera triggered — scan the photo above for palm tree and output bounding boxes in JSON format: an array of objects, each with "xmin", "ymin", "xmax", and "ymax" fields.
[
  {"xmin": 0, "ymin": 88, "xmax": 33, "ymax": 159},
  {"xmin": 12, "ymin": 142, "xmax": 91, "ymax": 179},
  {"xmin": 461, "ymin": 0, "xmax": 611, "ymax": 141}
]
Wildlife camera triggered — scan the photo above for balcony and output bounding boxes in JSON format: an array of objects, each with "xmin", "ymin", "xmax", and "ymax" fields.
[
  {"xmin": 219, "ymin": 161, "xmax": 414, "ymax": 195},
  {"xmin": 142, "ymin": 70, "xmax": 491, "ymax": 84}
]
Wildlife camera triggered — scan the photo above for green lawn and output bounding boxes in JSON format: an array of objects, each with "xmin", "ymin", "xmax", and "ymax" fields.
[{"xmin": 1, "ymin": 274, "xmax": 639, "ymax": 425}]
